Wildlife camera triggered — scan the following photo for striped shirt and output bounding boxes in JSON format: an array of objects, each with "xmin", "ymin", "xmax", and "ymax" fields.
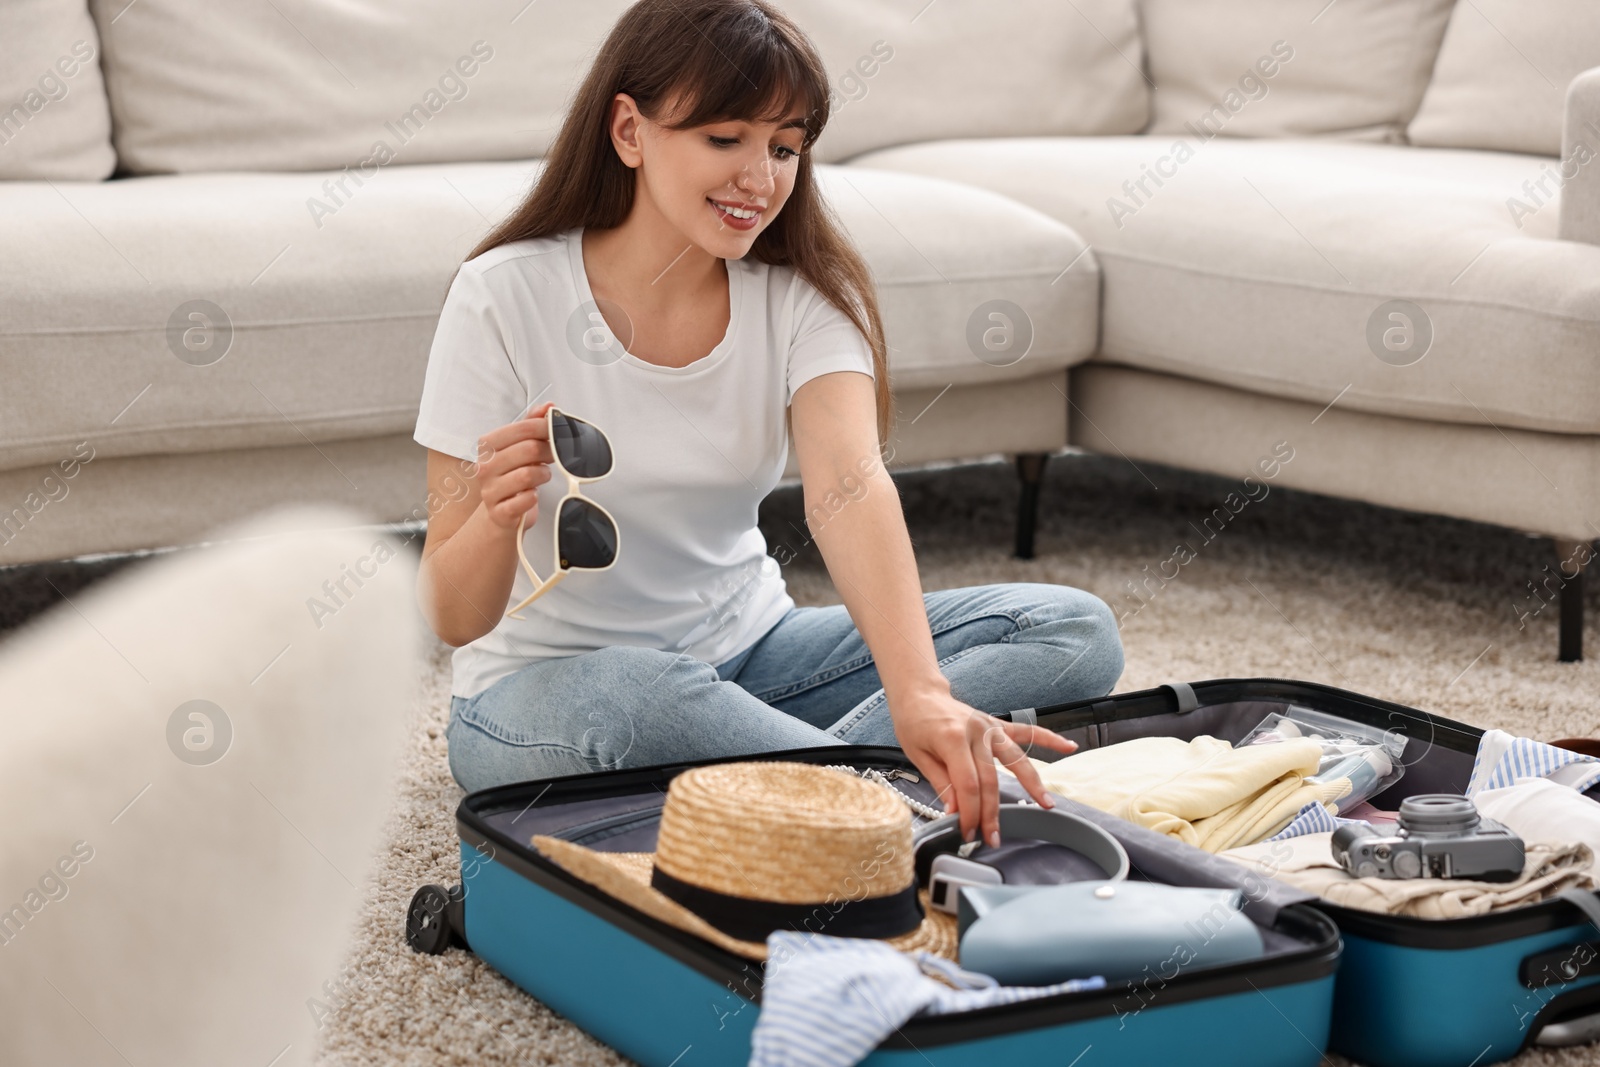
[{"xmin": 749, "ymin": 930, "xmax": 1105, "ymax": 1067}]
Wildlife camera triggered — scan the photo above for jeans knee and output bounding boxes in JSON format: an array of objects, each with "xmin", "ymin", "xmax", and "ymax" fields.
[
  {"xmin": 1022, "ymin": 584, "xmax": 1124, "ymax": 697},
  {"xmin": 1078, "ymin": 593, "xmax": 1125, "ymax": 695}
]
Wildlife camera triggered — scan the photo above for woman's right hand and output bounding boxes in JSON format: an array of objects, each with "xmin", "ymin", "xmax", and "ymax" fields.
[{"xmin": 476, "ymin": 401, "xmax": 557, "ymax": 531}]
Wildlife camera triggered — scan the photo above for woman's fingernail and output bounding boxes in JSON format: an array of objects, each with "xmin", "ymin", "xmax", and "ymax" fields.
[
  {"xmin": 963, "ymin": 826, "xmax": 975, "ymax": 843},
  {"xmin": 988, "ymin": 829, "xmax": 1001, "ymax": 849},
  {"xmin": 1041, "ymin": 793, "xmax": 1056, "ymax": 808}
]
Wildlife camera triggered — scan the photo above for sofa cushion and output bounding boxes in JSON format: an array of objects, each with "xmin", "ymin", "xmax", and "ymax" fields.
[
  {"xmin": 0, "ymin": 0, "xmax": 115, "ymax": 179},
  {"xmin": 1141, "ymin": 0, "xmax": 1455, "ymax": 143},
  {"xmin": 817, "ymin": 169, "xmax": 1099, "ymax": 392},
  {"xmin": 1562, "ymin": 68, "xmax": 1600, "ymax": 245},
  {"xmin": 783, "ymin": 0, "xmax": 1148, "ymax": 164},
  {"xmin": 86, "ymin": 0, "xmax": 633, "ymax": 175},
  {"xmin": 86, "ymin": 0, "xmax": 1147, "ymax": 175},
  {"xmin": 0, "ymin": 159, "xmax": 531, "ymax": 476},
  {"xmin": 1407, "ymin": 0, "xmax": 1600, "ymax": 157},
  {"xmin": 850, "ymin": 136, "xmax": 1600, "ymax": 435},
  {"xmin": 0, "ymin": 160, "xmax": 1096, "ymax": 473}
]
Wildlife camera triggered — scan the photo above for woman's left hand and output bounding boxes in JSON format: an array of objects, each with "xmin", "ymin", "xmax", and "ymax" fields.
[{"xmin": 890, "ymin": 689, "xmax": 1078, "ymax": 849}]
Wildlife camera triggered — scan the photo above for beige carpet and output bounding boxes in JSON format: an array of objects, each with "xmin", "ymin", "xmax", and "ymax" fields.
[{"xmin": 313, "ymin": 452, "xmax": 1600, "ymax": 1067}]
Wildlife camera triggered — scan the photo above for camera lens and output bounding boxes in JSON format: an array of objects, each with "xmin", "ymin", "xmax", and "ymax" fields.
[{"xmin": 1397, "ymin": 794, "xmax": 1480, "ymax": 836}]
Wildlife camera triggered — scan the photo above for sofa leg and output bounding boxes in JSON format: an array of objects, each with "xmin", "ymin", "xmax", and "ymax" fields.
[
  {"xmin": 1555, "ymin": 538, "xmax": 1590, "ymax": 663},
  {"xmin": 1014, "ymin": 453, "xmax": 1049, "ymax": 560}
]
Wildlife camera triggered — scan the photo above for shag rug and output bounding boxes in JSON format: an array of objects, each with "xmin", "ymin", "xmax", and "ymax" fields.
[{"xmin": 311, "ymin": 452, "xmax": 1600, "ymax": 1067}]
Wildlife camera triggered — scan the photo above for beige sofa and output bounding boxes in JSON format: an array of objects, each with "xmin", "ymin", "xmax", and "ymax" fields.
[{"xmin": 4, "ymin": 0, "xmax": 1599, "ymax": 657}]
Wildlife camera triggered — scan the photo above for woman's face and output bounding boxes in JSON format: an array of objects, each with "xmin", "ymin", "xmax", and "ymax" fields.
[{"xmin": 615, "ymin": 90, "xmax": 807, "ymax": 259}]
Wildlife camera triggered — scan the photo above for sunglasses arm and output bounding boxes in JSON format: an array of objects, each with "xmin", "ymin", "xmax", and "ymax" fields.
[{"xmin": 504, "ymin": 509, "xmax": 568, "ymax": 619}]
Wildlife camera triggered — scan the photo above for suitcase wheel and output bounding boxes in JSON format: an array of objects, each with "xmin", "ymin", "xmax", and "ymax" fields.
[{"xmin": 406, "ymin": 883, "xmax": 467, "ymax": 955}]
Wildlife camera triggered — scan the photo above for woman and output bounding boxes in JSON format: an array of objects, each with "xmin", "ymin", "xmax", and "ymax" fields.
[{"xmin": 413, "ymin": 0, "xmax": 1124, "ymax": 849}]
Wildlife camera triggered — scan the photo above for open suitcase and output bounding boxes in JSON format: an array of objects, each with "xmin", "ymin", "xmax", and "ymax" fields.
[
  {"xmin": 1020, "ymin": 678, "xmax": 1600, "ymax": 1067},
  {"xmin": 407, "ymin": 743, "xmax": 1342, "ymax": 1066}
]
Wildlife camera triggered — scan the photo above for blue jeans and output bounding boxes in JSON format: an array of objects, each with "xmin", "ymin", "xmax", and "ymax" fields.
[{"xmin": 445, "ymin": 581, "xmax": 1124, "ymax": 793}]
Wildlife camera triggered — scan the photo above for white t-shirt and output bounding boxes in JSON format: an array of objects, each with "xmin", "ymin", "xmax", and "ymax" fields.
[{"xmin": 413, "ymin": 226, "xmax": 876, "ymax": 700}]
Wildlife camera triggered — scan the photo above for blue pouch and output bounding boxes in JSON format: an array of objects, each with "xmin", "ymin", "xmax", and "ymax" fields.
[{"xmin": 957, "ymin": 880, "xmax": 1265, "ymax": 985}]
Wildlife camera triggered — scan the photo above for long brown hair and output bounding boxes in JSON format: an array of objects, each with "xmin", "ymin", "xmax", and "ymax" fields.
[{"xmin": 458, "ymin": 0, "xmax": 893, "ymax": 452}]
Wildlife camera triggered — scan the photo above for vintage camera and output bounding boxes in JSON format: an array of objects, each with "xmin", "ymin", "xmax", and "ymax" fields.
[{"xmin": 1331, "ymin": 794, "xmax": 1525, "ymax": 882}]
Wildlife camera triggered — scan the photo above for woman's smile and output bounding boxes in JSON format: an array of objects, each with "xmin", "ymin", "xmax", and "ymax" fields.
[{"xmin": 708, "ymin": 197, "xmax": 763, "ymax": 230}]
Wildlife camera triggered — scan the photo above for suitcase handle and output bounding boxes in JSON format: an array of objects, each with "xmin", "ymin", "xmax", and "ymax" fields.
[
  {"xmin": 1518, "ymin": 891, "xmax": 1600, "ymax": 1047},
  {"xmin": 1520, "ymin": 938, "xmax": 1600, "ymax": 989},
  {"xmin": 1518, "ymin": 890, "xmax": 1600, "ymax": 1026}
]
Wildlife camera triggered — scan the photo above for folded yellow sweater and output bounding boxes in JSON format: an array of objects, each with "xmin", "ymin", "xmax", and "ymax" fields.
[{"xmin": 1001, "ymin": 735, "xmax": 1351, "ymax": 853}]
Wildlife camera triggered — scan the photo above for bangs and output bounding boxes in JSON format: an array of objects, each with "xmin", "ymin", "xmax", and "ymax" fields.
[{"xmin": 650, "ymin": 10, "xmax": 829, "ymax": 145}]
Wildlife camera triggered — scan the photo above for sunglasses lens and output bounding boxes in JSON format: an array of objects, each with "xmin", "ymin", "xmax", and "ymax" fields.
[
  {"xmin": 557, "ymin": 498, "xmax": 617, "ymax": 570},
  {"xmin": 551, "ymin": 411, "xmax": 613, "ymax": 479}
]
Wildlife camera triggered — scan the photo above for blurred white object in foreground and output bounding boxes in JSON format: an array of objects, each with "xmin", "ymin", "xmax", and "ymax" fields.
[{"xmin": 0, "ymin": 504, "xmax": 424, "ymax": 1067}]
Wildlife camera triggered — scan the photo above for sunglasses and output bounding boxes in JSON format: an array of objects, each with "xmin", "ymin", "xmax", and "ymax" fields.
[{"xmin": 504, "ymin": 406, "xmax": 620, "ymax": 619}]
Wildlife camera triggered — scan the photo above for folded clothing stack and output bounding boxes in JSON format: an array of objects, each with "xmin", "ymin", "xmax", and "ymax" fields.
[
  {"xmin": 1219, "ymin": 730, "xmax": 1600, "ymax": 918},
  {"xmin": 1000, "ymin": 735, "xmax": 1350, "ymax": 853},
  {"xmin": 1219, "ymin": 834, "xmax": 1594, "ymax": 919}
]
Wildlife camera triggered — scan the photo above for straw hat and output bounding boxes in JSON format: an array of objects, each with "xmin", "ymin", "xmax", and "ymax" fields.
[{"xmin": 531, "ymin": 761, "xmax": 959, "ymax": 961}]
